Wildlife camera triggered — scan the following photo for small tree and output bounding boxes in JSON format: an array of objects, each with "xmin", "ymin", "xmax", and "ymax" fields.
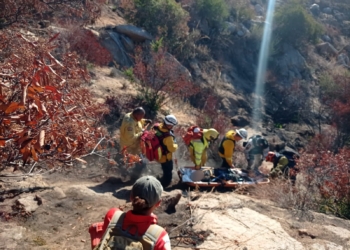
[
  {"xmin": 122, "ymin": 0, "xmax": 189, "ymax": 53},
  {"xmin": 129, "ymin": 45, "xmax": 198, "ymax": 116},
  {"xmin": 196, "ymin": 0, "xmax": 229, "ymax": 28},
  {"xmin": 275, "ymin": 0, "xmax": 323, "ymax": 46}
]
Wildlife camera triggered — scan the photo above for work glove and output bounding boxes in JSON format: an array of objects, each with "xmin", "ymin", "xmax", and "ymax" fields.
[{"xmin": 144, "ymin": 119, "xmax": 152, "ymax": 125}]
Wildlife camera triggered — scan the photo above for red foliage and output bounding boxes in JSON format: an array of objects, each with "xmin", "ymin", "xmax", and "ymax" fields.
[
  {"xmin": 132, "ymin": 46, "xmax": 199, "ymax": 110},
  {"xmin": 196, "ymin": 92, "xmax": 230, "ymax": 135},
  {"xmin": 121, "ymin": 146, "xmax": 141, "ymax": 168},
  {"xmin": 0, "ymin": 0, "xmax": 103, "ymax": 28},
  {"xmin": 65, "ymin": 28, "xmax": 112, "ymax": 66},
  {"xmin": 0, "ymin": 30, "xmax": 109, "ymax": 168},
  {"xmin": 320, "ymin": 73, "xmax": 350, "ymax": 146},
  {"xmin": 297, "ymin": 134, "xmax": 350, "ymax": 217}
]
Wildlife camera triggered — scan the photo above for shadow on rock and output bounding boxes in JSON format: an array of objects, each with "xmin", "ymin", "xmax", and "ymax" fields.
[
  {"xmin": 161, "ymin": 189, "xmax": 182, "ymax": 215},
  {"xmin": 89, "ymin": 177, "xmax": 134, "ymax": 202},
  {"xmin": 113, "ymin": 188, "xmax": 131, "ymax": 201}
]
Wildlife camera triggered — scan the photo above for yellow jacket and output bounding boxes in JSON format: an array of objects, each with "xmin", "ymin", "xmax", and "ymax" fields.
[
  {"xmin": 218, "ymin": 130, "xmax": 236, "ymax": 166},
  {"xmin": 155, "ymin": 123, "xmax": 178, "ymax": 163},
  {"xmin": 189, "ymin": 137, "xmax": 208, "ymax": 168},
  {"xmin": 120, "ymin": 112, "xmax": 146, "ymax": 155}
]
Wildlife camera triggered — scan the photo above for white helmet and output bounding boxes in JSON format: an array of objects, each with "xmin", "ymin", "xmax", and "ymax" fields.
[
  {"xmin": 164, "ymin": 115, "xmax": 178, "ymax": 126},
  {"xmin": 236, "ymin": 128, "xmax": 248, "ymax": 140}
]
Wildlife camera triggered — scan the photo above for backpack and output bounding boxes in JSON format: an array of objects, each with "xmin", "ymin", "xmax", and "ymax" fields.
[
  {"xmin": 278, "ymin": 148, "xmax": 300, "ymax": 168},
  {"xmin": 251, "ymin": 135, "xmax": 269, "ymax": 149},
  {"xmin": 182, "ymin": 126, "xmax": 203, "ymax": 146},
  {"xmin": 140, "ymin": 123, "xmax": 170, "ymax": 162},
  {"xmin": 94, "ymin": 210, "xmax": 164, "ymax": 250}
]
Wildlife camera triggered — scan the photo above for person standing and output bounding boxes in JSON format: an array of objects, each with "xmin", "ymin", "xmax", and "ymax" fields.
[
  {"xmin": 120, "ymin": 107, "xmax": 152, "ymax": 155},
  {"xmin": 218, "ymin": 128, "xmax": 248, "ymax": 168},
  {"xmin": 152, "ymin": 115, "xmax": 178, "ymax": 188}
]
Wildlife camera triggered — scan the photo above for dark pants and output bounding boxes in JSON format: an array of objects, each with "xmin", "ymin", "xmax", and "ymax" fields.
[
  {"xmin": 220, "ymin": 158, "xmax": 231, "ymax": 168},
  {"xmin": 130, "ymin": 161, "xmax": 146, "ymax": 181},
  {"xmin": 161, "ymin": 160, "xmax": 173, "ymax": 187}
]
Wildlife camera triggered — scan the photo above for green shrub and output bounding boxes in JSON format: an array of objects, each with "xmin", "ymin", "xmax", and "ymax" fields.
[
  {"xmin": 196, "ymin": 0, "xmax": 229, "ymax": 28},
  {"xmin": 125, "ymin": 0, "xmax": 189, "ymax": 53},
  {"xmin": 225, "ymin": 0, "xmax": 254, "ymax": 22},
  {"xmin": 275, "ymin": 1, "xmax": 324, "ymax": 46}
]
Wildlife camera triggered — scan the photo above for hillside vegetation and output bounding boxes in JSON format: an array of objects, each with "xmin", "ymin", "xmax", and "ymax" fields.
[{"xmin": 1, "ymin": 0, "xmax": 350, "ymax": 221}]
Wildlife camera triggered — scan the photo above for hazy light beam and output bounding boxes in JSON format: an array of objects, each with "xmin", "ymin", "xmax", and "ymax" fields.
[{"xmin": 252, "ymin": 0, "xmax": 277, "ymax": 131}]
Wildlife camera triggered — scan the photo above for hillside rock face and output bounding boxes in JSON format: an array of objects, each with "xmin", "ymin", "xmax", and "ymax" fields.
[
  {"xmin": 94, "ymin": 0, "xmax": 350, "ymax": 152},
  {"xmin": 189, "ymin": 193, "xmax": 350, "ymax": 250},
  {"xmin": 275, "ymin": 44, "xmax": 309, "ymax": 83}
]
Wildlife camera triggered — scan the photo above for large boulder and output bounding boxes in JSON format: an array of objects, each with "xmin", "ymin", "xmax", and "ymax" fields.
[
  {"xmin": 338, "ymin": 53, "xmax": 349, "ymax": 67},
  {"xmin": 321, "ymin": 35, "xmax": 331, "ymax": 43},
  {"xmin": 316, "ymin": 42, "xmax": 338, "ymax": 56},
  {"xmin": 310, "ymin": 4, "xmax": 320, "ymax": 16},
  {"xmin": 275, "ymin": 44, "xmax": 308, "ymax": 82},
  {"xmin": 164, "ymin": 52, "xmax": 192, "ymax": 81},
  {"xmin": 333, "ymin": 10, "xmax": 345, "ymax": 21},
  {"xmin": 17, "ymin": 195, "xmax": 40, "ymax": 212},
  {"xmin": 254, "ymin": 4, "xmax": 264, "ymax": 16},
  {"xmin": 120, "ymin": 34, "xmax": 134, "ymax": 52},
  {"xmin": 222, "ymin": 21, "xmax": 236, "ymax": 35},
  {"xmin": 322, "ymin": 7, "xmax": 332, "ymax": 14},
  {"xmin": 237, "ymin": 23, "xmax": 250, "ymax": 37},
  {"xmin": 231, "ymin": 115, "xmax": 250, "ymax": 127},
  {"xmin": 99, "ymin": 30, "xmax": 133, "ymax": 68},
  {"xmin": 161, "ymin": 189, "xmax": 182, "ymax": 213},
  {"xmin": 192, "ymin": 194, "xmax": 305, "ymax": 250},
  {"xmin": 113, "ymin": 25, "xmax": 153, "ymax": 42}
]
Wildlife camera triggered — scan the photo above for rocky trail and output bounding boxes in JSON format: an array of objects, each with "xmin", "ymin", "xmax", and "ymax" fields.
[{"xmin": 1, "ymin": 160, "xmax": 349, "ymax": 250}]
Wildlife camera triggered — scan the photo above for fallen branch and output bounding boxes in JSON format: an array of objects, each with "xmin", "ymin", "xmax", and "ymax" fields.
[
  {"xmin": 0, "ymin": 173, "xmax": 37, "ymax": 178},
  {"xmin": 0, "ymin": 186, "xmax": 54, "ymax": 199},
  {"xmin": 27, "ymin": 162, "xmax": 37, "ymax": 174},
  {"xmin": 79, "ymin": 137, "xmax": 107, "ymax": 160}
]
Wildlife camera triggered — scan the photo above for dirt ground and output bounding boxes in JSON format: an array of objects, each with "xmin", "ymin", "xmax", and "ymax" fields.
[
  {"xmin": 1, "ymin": 159, "xmax": 350, "ymax": 250},
  {"xmin": 1, "ymin": 53, "xmax": 349, "ymax": 250},
  {"xmin": 0, "ymin": 159, "xmax": 199, "ymax": 250}
]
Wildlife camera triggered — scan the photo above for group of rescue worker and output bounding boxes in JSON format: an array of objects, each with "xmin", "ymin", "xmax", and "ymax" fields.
[
  {"xmin": 120, "ymin": 107, "xmax": 299, "ymax": 188},
  {"xmin": 88, "ymin": 107, "xmax": 299, "ymax": 250}
]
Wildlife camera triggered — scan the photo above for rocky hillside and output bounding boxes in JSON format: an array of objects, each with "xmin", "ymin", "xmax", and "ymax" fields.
[
  {"xmin": 1, "ymin": 0, "xmax": 350, "ymax": 249},
  {"xmin": 84, "ymin": 0, "xmax": 350, "ymax": 152}
]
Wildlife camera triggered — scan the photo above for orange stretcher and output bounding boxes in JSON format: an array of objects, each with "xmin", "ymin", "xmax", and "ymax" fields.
[{"xmin": 178, "ymin": 166, "xmax": 270, "ymax": 188}]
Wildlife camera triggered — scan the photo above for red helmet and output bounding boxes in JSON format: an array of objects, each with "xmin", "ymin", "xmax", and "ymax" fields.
[{"xmin": 265, "ymin": 151, "xmax": 275, "ymax": 162}]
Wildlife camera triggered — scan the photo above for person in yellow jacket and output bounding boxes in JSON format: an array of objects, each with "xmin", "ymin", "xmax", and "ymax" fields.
[
  {"xmin": 218, "ymin": 128, "xmax": 248, "ymax": 168},
  {"xmin": 152, "ymin": 115, "xmax": 178, "ymax": 188},
  {"xmin": 120, "ymin": 107, "xmax": 152, "ymax": 155},
  {"xmin": 189, "ymin": 128, "xmax": 219, "ymax": 170}
]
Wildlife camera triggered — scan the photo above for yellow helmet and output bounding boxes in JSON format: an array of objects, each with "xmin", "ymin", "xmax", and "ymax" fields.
[{"xmin": 203, "ymin": 128, "xmax": 219, "ymax": 141}]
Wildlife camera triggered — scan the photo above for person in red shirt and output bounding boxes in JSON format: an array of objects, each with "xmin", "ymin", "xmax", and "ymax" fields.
[{"xmin": 89, "ymin": 176, "xmax": 171, "ymax": 250}]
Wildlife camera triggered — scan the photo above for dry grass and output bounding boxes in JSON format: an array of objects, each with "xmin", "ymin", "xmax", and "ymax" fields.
[{"xmin": 251, "ymin": 174, "xmax": 321, "ymax": 221}]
